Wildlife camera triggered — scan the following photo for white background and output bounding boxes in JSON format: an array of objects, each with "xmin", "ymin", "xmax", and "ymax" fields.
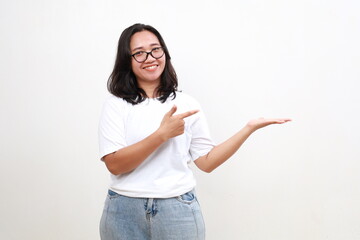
[{"xmin": 1, "ymin": 0, "xmax": 360, "ymax": 239}]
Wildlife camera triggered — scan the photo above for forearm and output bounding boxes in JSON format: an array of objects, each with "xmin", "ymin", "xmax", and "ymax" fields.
[
  {"xmin": 195, "ymin": 125, "xmax": 255, "ymax": 173},
  {"xmin": 103, "ymin": 106, "xmax": 199, "ymax": 175},
  {"xmin": 103, "ymin": 130, "xmax": 166, "ymax": 175}
]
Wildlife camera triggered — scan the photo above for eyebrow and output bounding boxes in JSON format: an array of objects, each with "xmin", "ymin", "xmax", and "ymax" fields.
[{"xmin": 132, "ymin": 43, "xmax": 161, "ymax": 52}]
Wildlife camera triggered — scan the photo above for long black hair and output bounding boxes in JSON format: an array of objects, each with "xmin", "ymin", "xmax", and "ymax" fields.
[{"xmin": 107, "ymin": 23, "xmax": 178, "ymax": 105}]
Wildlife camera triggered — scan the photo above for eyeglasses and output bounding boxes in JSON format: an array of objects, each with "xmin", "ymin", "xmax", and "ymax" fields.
[{"xmin": 131, "ymin": 47, "xmax": 165, "ymax": 63}]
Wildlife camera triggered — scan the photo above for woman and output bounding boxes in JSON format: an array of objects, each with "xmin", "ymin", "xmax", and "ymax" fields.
[{"xmin": 98, "ymin": 23, "xmax": 290, "ymax": 240}]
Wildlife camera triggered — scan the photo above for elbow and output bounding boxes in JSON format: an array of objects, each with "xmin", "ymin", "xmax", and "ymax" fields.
[
  {"xmin": 195, "ymin": 158, "xmax": 215, "ymax": 173},
  {"xmin": 104, "ymin": 161, "xmax": 122, "ymax": 175},
  {"xmin": 103, "ymin": 154, "xmax": 127, "ymax": 175},
  {"xmin": 105, "ymin": 161, "xmax": 133, "ymax": 175},
  {"xmin": 200, "ymin": 166, "xmax": 215, "ymax": 173},
  {"xmin": 107, "ymin": 165, "xmax": 122, "ymax": 175}
]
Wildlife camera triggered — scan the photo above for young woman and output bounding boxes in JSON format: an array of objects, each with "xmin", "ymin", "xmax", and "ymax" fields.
[{"xmin": 98, "ymin": 23, "xmax": 291, "ymax": 240}]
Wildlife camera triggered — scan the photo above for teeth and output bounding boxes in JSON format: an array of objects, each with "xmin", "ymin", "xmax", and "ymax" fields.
[{"xmin": 144, "ymin": 65, "xmax": 157, "ymax": 69}]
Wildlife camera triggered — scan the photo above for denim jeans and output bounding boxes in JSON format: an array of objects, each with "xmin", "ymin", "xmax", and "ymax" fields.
[{"xmin": 100, "ymin": 189, "xmax": 205, "ymax": 240}]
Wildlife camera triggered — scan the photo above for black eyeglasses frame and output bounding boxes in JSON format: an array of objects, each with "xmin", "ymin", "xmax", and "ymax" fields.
[{"xmin": 131, "ymin": 47, "xmax": 165, "ymax": 63}]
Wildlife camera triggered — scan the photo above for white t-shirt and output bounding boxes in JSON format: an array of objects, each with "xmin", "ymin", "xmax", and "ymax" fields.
[{"xmin": 98, "ymin": 92, "xmax": 214, "ymax": 198}]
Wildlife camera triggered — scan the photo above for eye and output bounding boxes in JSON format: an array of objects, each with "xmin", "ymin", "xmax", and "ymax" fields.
[
  {"xmin": 133, "ymin": 51, "xmax": 144, "ymax": 56},
  {"xmin": 152, "ymin": 47, "xmax": 161, "ymax": 52}
]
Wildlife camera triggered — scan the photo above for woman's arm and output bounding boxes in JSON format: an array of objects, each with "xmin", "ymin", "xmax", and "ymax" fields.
[
  {"xmin": 103, "ymin": 105, "xmax": 198, "ymax": 175},
  {"xmin": 194, "ymin": 118, "xmax": 291, "ymax": 173}
]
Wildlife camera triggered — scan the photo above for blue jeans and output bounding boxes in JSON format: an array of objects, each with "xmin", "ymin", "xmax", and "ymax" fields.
[{"xmin": 100, "ymin": 189, "xmax": 205, "ymax": 240}]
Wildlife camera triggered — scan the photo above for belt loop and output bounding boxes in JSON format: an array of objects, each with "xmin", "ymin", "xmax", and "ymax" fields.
[{"xmin": 146, "ymin": 198, "xmax": 154, "ymax": 213}]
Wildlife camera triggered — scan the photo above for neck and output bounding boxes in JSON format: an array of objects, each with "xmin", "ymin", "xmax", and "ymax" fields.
[{"xmin": 138, "ymin": 81, "xmax": 159, "ymax": 98}]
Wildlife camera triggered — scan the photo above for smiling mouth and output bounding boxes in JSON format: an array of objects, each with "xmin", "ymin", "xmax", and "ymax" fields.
[{"xmin": 143, "ymin": 65, "xmax": 158, "ymax": 70}]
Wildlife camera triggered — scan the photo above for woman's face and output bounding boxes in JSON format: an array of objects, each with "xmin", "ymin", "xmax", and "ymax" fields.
[{"xmin": 130, "ymin": 30, "xmax": 166, "ymax": 89}]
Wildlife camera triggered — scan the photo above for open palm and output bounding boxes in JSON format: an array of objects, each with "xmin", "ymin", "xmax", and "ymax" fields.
[{"xmin": 247, "ymin": 117, "xmax": 291, "ymax": 131}]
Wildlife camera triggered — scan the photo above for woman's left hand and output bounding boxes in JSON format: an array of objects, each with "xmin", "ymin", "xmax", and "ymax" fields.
[{"xmin": 246, "ymin": 118, "xmax": 292, "ymax": 132}]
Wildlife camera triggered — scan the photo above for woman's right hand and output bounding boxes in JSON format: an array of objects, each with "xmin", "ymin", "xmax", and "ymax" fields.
[
  {"xmin": 103, "ymin": 105, "xmax": 199, "ymax": 175},
  {"xmin": 157, "ymin": 105, "xmax": 199, "ymax": 141}
]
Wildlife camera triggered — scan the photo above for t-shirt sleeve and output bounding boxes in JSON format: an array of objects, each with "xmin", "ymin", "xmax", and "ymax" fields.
[
  {"xmin": 98, "ymin": 96, "xmax": 127, "ymax": 160},
  {"xmin": 189, "ymin": 104, "xmax": 215, "ymax": 161}
]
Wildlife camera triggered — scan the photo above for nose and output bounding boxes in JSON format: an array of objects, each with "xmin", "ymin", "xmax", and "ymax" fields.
[{"xmin": 145, "ymin": 52, "xmax": 156, "ymax": 62}]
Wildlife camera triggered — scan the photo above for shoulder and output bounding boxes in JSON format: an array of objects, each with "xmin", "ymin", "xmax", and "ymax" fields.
[
  {"xmin": 103, "ymin": 94, "xmax": 128, "ymax": 106},
  {"xmin": 101, "ymin": 94, "xmax": 131, "ymax": 115}
]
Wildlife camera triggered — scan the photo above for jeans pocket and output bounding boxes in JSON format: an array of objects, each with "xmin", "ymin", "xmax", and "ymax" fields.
[
  {"xmin": 107, "ymin": 189, "xmax": 121, "ymax": 199},
  {"xmin": 176, "ymin": 190, "xmax": 196, "ymax": 204}
]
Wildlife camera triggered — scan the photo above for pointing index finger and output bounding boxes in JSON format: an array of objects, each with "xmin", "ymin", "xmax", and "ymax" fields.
[{"xmin": 176, "ymin": 109, "xmax": 199, "ymax": 119}]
